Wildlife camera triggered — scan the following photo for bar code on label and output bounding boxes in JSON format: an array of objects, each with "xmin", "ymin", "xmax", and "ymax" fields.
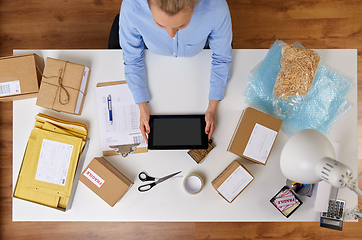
[
  {"xmin": 0, "ymin": 80, "xmax": 21, "ymax": 97},
  {"xmin": 133, "ymin": 135, "xmax": 145, "ymax": 144},
  {"xmin": 0, "ymin": 84, "xmax": 11, "ymax": 95}
]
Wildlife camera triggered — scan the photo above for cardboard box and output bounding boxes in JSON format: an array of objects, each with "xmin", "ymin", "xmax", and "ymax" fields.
[
  {"xmin": 227, "ymin": 107, "xmax": 283, "ymax": 165},
  {"xmin": 187, "ymin": 141, "xmax": 214, "ymax": 164},
  {"xmin": 212, "ymin": 160, "xmax": 254, "ymax": 203},
  {"xmin": 79, "ymin": 157, "xmax": 133, "ymax": 207},
  {"xmin": 0, "ymin": 53, "xmax": 44, "ymax": 101},
  {"xmin": 36, "ymin": 57, "xmax": 90, "ymax": 115}
]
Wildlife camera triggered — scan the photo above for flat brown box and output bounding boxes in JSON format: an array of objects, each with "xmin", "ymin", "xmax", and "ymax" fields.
[
  {"xmin": 212, "ymin": 160, "xmax": 254, "ymax": 203},
  {"xmin": 79, "ymin": 157, "xmax": 133, "ymax": 207},
  {"xmin": 0, "ymin": 53, "xmax": 44, "ymax": 101},
  {"xmin": 227, "ymin": 107, "xmax": 283, "ymax": 165},
  {"xmin": 36, "ymin": 57, "xmax": 90, "ymax": 115}
]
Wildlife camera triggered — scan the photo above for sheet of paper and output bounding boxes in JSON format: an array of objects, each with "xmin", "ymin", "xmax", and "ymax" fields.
[
  {"xmin": 217, "ymin": 166, "xmax": 254, "ymax": 202},
  {"xmin": 96, "ymin": 82, "xmax": 146, "ymax": 151},
  {"xmin": 243, "ymin": 123, "xmax": 277, "ymax": 164},
  {"xmin": 35, "ymin": 139, "xmax": 74, "ymax": 186}
]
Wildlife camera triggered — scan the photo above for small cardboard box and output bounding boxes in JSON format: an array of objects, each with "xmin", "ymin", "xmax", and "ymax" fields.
[
  {"xmin": 36, "ymin": 57, "xmax": 90, "ymax": 115},
  {"xmin": 79, "ymin": 157, "xmax": 133, "ymax": 207},
  {"xmin": 0, "ymin": 53, "xmax": 44, "ymax": 101},
  {"xmin": 212, "ymin": 160, "xmax": 254, "ymax": 203},
  {"xmin": 187, "ymin": 141, "xmax": 214, "ymax": 164},
  {"xmin": 227, "ymin": 107, "xmax": 283, "ymax": 165}
]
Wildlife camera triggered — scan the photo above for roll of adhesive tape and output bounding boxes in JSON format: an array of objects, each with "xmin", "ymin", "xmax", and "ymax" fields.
[{"xmin": 183, "ymin": 174, "xmax": 204, "ymax": 195}]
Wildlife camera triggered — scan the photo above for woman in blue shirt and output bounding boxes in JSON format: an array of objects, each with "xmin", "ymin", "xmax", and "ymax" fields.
[{"xmin": 118, "ymin": 0, "xmax": 232, "ymax": 143}]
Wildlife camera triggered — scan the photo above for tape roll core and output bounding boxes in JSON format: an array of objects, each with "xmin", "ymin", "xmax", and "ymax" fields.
[{"xmin": 183, "ymin": 174, "xmax": 204, "ymax": 195}]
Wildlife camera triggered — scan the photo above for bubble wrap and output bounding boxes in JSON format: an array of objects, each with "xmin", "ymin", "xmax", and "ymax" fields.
[{"xmin": 243, "ymin": 40, "xmax": 353, "ymax": 137}]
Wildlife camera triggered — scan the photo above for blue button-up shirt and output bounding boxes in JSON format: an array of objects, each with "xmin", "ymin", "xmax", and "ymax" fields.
[{"xmin": 119, "ymin": 0, "xmax": 233, "ymax": 104}]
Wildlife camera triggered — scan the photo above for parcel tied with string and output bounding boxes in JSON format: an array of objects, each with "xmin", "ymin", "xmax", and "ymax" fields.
[{"xmin": 36, "ymin": 57, "xmax": 90, "ymax": 115}]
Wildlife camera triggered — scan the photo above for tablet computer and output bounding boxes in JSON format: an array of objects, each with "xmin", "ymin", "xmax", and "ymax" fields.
[{"xmin": 148, "ymin": 115, "xmax": 208, "ymax": 150}]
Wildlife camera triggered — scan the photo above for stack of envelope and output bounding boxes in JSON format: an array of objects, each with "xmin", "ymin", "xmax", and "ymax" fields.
[{"xmin": 13, "ymin": 113, "xmax": 88, "ymax": 211}]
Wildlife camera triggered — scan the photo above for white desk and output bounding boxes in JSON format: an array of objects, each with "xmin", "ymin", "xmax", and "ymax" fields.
[{"xmin": 13, "ymin": 49, "xmax": 358, "ymax": 222}]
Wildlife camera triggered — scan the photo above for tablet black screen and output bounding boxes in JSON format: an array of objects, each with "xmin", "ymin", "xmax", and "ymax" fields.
[{"xmin": 148, "ymin": 115, "xmax": 208, "ymax": 149}]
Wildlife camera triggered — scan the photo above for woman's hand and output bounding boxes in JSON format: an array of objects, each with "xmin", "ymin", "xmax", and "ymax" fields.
[
  {"xmin": 138, "ymin": 102, "xmax": 151, "ymax": 144},
  {"xmin": 205, "ymin": 100, "xmax": 219, "ymax": 141}
]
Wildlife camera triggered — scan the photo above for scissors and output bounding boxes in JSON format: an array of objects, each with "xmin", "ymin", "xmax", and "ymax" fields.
[{"xmin": 138, "ymin": 171, "xmax": 182, "ymax": 192}]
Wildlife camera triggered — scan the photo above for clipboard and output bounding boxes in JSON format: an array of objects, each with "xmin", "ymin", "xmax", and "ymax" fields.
[{"xmin": 96, "ymin": 81, "xmax": 148, "ymax": 156}]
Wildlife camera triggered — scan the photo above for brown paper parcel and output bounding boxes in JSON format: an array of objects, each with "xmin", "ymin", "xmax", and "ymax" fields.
[{"xmin": 36, "ymin": 57, "xmax": 90, "ymax": 115}]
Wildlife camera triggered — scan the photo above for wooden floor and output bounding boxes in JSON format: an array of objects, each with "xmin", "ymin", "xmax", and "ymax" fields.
[{"xmin": 1, "ymin": 0, "xmax": 362, "ymax": 239}]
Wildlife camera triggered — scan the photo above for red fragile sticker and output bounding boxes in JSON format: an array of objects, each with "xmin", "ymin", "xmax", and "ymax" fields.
[
  {"xmin": 83, "ymin": 167, "xmax": 105, "ymax": 188},
  {"xmin": 274, "ymin": 189, "xmax": 297, "ymax": 212}
]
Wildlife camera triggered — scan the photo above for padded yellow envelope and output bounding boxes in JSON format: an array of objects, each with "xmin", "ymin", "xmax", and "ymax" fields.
[{"xmin": 13, "ymin": 113, "xmax": 88, "ymax": 211}]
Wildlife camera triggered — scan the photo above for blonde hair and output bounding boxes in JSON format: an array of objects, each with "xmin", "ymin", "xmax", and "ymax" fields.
[{"xmin": 148, "ymin": 0, "xmax": 199, "ymax": 16}]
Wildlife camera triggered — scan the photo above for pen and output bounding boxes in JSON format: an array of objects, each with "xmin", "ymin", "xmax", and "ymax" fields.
[{"xmin": 107, "ymin": 94, "xmax": 113, "ymax": 124}]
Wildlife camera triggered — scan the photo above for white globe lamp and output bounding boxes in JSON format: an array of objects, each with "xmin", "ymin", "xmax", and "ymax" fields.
[{"xmin": 280, "ymin": 129, "xmax": 362, "ymax": 198}]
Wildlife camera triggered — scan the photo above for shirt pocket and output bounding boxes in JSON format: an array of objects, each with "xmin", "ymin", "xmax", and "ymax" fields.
[{"xmin": 184, "ymin": 38, "xmax": 208, "ymax": 57}]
